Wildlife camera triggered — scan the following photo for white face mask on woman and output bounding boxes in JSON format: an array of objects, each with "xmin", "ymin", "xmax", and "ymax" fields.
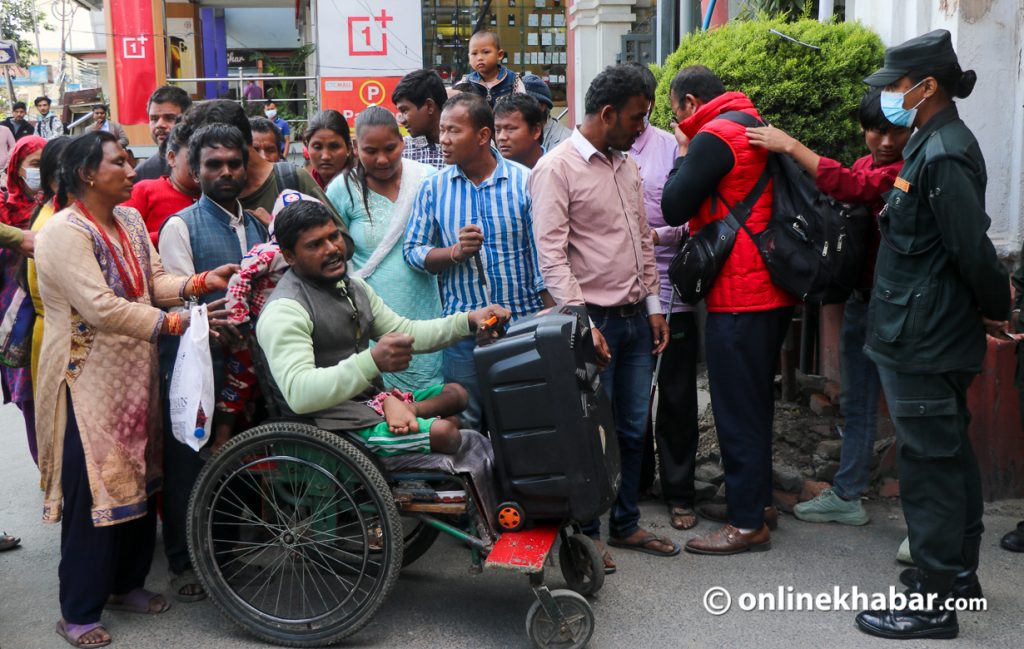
[{"xmin": 23, "ymin": 167, "xmax": 42, "ymax": 192}]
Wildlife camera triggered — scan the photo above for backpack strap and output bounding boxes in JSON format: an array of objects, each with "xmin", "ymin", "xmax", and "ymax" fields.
[
  {"xmin": 709, "ymin": 110, "xmax": 771, "ymax": 235},
  {"xmin": 273, "ymin": 161, "xmax": 300, "ymax": 193},
  {"xmin": 714, "ymin": 110, "xmax": 765, "ymax": 128}
]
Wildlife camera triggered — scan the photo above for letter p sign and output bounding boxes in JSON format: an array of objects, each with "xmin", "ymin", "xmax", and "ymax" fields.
[{"xmin": 359, "ymin": 80, "xmax": 387, "ymax": 106}]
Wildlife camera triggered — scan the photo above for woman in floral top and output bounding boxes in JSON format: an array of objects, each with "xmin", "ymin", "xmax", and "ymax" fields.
[{"xmin": 34, "ymin": 131, "xmax": 235, "ymax": 648}]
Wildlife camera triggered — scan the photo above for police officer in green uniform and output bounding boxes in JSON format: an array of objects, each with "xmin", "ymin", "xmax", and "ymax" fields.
[{"xmin": 856, "ymin": 30, "xmax": 1011, "ymax": 640}]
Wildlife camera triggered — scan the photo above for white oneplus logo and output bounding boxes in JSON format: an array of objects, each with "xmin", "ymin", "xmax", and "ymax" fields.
[{"xmin": 122, "ymin": 35, "xmax": 148, "ymax": 59}]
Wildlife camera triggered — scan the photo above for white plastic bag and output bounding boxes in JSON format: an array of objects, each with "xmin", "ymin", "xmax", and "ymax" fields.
[{"xmin": 168, "ymin": 303, "xmax": 215, "ymax": 452}]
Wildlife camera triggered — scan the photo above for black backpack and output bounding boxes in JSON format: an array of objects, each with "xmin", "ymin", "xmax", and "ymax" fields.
[
  {"xmin": 717, "ymin": 112, "xmax": 872, "ymax": 304},
  {"xmin": 273, "ymin": 161, "xmax": 301, "ymax": 193}
]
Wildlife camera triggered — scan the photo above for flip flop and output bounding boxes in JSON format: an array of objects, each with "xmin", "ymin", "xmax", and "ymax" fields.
[
  {"xmin": 608, "ymin": 533, "xmax": 681, "ymax": 557},
  {"xmin": 56, "ymin": 620, "xmax": 111, "ymax": 648},
  {"xmin": 0, "ymin": 532, "xmax": 21, "ymax": 551},
  {"xmin": 669, "ymin": 506, "xmax": 698, "ymax": 531},
  {"xmin": 106, "ymin": 588, "xmax": 171, "ymax": 614},
  {"xmin": 590, "ymin": 539, "xmax": 617, "ymax": 574},
  {"xmin": 170, "ymin": 568, "xmax": 207, "ymax": 603}
]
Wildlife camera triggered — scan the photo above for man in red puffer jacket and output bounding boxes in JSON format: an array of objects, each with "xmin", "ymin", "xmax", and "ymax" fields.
[{"xmin": 662, "ymin": 66, "xmax": 798, "ymax": 555}]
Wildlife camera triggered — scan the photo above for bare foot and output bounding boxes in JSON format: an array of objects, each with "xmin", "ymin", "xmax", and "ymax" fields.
[{"xmin": 382, "ymin": 395, "xmax": 419, "ymax": 434}]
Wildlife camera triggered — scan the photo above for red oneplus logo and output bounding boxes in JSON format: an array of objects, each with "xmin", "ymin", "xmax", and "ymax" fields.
[{"xmin": 347, "ymin": 9, "xmax": 393, "ymax": 57}]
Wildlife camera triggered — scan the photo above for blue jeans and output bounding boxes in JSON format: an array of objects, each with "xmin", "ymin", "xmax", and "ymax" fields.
[
  {"xmin": 442, "ymin": 336, "xmax": 483, "ymax": 431},
  {"xmin": 832, "ymin": 296, "xmax": 881, "ymax": 501},
  {"xmin": 582, "ymin": 310, "xmax": 654, "ymax": 539}
]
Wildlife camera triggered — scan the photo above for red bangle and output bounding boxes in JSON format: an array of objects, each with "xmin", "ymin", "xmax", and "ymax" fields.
[
  {"xmin": 189, "ymin": 271, "xmax": 211, "ymax": 297},
  {"xmin": 165, "ymin": 312, "xmax": 184, "ymax": 336}
]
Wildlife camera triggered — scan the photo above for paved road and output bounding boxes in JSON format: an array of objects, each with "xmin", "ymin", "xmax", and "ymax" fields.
[{"xmin": 2, "ymin": 403, "xmax": 1022, "ymax": 649}]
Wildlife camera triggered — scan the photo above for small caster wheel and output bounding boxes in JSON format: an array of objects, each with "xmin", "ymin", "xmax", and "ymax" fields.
[
  {"xmin": 559, "ymin": 533, "xmax": 604, "ymax": 596},
  {"xmin": 525, "ymin": 589, "xmax": 595, "ymax": 649},
  {"xmin": 496, "ymin": 501, "xmax": 525, "ymax": 532}
]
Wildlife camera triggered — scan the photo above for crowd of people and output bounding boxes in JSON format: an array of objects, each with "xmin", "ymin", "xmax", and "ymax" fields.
[{"xmin": 0, "ymin": 27, "xmax": 1022, "ymax": 647}]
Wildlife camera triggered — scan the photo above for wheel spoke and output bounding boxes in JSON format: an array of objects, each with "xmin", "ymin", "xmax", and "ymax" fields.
[{"xmin": 192, "ymin": 429, "xmax": 400, "ymax": 632}]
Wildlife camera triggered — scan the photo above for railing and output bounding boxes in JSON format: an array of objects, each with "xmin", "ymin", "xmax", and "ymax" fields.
[{"xmin": 168, "ymin": 68, "xmax": 317, "ymax": 124}]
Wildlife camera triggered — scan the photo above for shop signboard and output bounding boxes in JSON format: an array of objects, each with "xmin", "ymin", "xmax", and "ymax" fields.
[
  {"xmin": 0, "ymin": 40, "xmax": 17, "ymax": 65},
  {"xmin": 110, "ymin": 1, "xmax": 157, "ymax": 124},
  {"xmin": 316, "ymin": 0, "xmax": 422, "ymax": 120}
]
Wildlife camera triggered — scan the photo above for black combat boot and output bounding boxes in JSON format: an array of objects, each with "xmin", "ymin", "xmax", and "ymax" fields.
[
  {"xmin": 898, "ymin": 535, "xmax": 982, "ymax": 601},
  {"xmin": 855, "ymin": 570, "xmax": 960, "ymax": 640}
]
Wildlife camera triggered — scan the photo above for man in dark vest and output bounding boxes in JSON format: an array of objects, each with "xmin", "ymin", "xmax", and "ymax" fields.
[
  {"xmin": 157, "ymin": 123, "xmax": 269, "ymax": 603},
  {"xmin": 256, "ymin": 199, "xmax": 510, "ymax": 456}
]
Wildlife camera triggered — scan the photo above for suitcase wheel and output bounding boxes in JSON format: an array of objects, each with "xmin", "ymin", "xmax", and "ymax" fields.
[{"xmin": 497, "ymin": 502, "xmax": 525, "ymax": 532}]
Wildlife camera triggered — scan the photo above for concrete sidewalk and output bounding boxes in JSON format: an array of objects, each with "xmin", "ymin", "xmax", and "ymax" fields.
[{"xmin": 1, "ymin": 403, "xmax": 1022, "ymax": 649}]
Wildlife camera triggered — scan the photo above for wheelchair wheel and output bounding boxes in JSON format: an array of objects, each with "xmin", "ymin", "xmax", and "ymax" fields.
[
  {"xmin": 401, "ymin": 518, "xmax": 441, "ymax": 568},
  {"xmin": 525, "ymin": 589, "xmax": 595, "ymax": 649},
  {"xmin": 188, "ymin": 422, "xmax": 403, "ymax": 647},
  {"xmin": 558, "ymin": 533, "xmax": 604, "ymax": 596}
]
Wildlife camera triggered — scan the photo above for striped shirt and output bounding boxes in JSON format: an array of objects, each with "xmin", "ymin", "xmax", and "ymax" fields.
[
  {"xmin": 402, "ymin": 135, "xmax": 448, "ymax": 170},
  {"xmin": 404, "ymin": 148, "xmax": 545, "ymax": 319}
]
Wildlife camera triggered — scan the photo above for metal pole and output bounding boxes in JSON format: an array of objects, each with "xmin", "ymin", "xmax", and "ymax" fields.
[
  {"xmin": 4, "ymin": 67, "xmax": 16, "ymax": 106},
  {"xmin": 818, "ymin": 0, "xmax": 836, "ymax": 23},
  {"xmin": 238, "ymin": 66, "xmax": 243, "ymax": 102}
]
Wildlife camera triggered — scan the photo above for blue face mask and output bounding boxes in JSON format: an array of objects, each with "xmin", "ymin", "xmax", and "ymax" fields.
[{"xmin": 880, "ymin": 80, "xmax": 925, "ymax": 129}]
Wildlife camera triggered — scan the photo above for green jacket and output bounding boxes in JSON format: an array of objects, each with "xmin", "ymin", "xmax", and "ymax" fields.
[{"xmin": 865, "ymin": 105, "xmax": 1009, "ymax": 374}]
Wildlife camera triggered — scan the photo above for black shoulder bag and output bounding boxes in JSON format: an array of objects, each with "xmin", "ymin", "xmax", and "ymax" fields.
[{"xmin": 668, "ymin": 158, "xmax": 771, "ymax": 305}]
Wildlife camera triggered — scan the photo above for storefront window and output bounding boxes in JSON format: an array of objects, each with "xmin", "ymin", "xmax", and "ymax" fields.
[{"xmin": 422, "ymin": 0, "xmax": 568, "ymax": 106}]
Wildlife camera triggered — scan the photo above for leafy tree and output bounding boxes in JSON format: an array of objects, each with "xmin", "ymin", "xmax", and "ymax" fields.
[
  {"xmin": 651, "ymin": 16, "xmax": 883, "ymax": 165},
  {"xmin": 0, "ymin": 0, "xmax": 50, "ymax": 63}
]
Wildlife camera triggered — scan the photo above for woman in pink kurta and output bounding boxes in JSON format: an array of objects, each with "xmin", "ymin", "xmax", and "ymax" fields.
[{"xmin": 35, "ymin": 131, "xmax": 235, "ymax": 648}]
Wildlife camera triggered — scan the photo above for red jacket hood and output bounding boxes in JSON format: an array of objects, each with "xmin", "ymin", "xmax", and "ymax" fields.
[{"xmin": 681, "ymin": 91, "xmax": 759, "ymax": 139}]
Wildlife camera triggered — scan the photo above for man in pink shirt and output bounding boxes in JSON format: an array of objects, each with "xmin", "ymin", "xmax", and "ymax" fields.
[
  {"xmin": 530, "ymin": 64, "xmax": 675, "ymax": 572},
  {"xmin": 625, "ymin": 63, "xmax": 700, "ymax": 533}
]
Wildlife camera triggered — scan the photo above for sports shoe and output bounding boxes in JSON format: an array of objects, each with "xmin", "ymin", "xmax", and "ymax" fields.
[{"xmin": 793, "ymin": 488, "xmax": 870, "ymax": 525}]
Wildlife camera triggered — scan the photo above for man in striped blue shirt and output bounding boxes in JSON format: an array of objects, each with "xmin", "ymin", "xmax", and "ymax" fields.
[{"xmin": 404, "ymin": 93, "xmax": 552, "ymax": 431}]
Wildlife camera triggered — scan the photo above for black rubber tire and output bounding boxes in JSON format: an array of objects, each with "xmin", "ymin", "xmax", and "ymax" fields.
[
  {"xmin": 401, "ymin": 519, "xmax": 441, "ymax": 568},
  {"xmin": 558, "ymin": 533, "xmax": 605, "ymax": 596},
  {"xmin": 187, "ymin": 422, "xmax": 402, "ymax": 647},
  {"xmin": 525, "ymin": 589, "xmax": 595, "ymax": 649}
]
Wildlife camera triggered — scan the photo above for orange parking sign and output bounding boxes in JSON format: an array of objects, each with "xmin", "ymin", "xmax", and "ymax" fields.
[{"xmin": 321, "ymin": 76, "xmax": 402, "ymax": 122}]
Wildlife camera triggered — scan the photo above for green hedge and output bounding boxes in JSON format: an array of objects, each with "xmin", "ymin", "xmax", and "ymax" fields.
[{"xmin": 652, "ymin": 17, "xmax": 884, "ymax": 165}]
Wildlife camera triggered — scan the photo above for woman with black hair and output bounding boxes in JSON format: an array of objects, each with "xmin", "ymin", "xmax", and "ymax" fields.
[
  {"xmin": 303, "ymin": 109, "xmax": 353, "ymax": 190},
  {"xmin": 325, "ymin": 106, "xmax": 442, "ymax": 391},
  {"xmin": 33, "ymin": 131, "xmax": 236, "ymax": 648},
  {"xmin": 26, "ymin": 136, "xmax": 71, "ymax": 429},
  {"xmin": 854, "ymin": 30, "xmax": 1011, "ymax": 640}
]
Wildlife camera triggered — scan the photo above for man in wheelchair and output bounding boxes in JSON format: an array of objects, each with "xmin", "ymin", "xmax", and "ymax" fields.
[{"xmin": 254, "ymin": 198, "xmax": 511, "ymax": 457}]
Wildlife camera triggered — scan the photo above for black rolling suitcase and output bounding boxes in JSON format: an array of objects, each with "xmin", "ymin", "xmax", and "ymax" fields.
[{"xmin": 474, "ymin": 305, "xmax": 620, "ymax": 531}]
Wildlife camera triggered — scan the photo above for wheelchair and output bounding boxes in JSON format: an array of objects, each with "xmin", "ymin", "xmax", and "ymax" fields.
[{"xmin": 187, "ymin": 306, "xmax": 614, "ymax": 648}]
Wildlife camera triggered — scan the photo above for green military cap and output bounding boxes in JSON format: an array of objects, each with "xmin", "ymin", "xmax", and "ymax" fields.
[{"xmin": 864, "ymin": 29, "xmax": 960, "ymax": 86}]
